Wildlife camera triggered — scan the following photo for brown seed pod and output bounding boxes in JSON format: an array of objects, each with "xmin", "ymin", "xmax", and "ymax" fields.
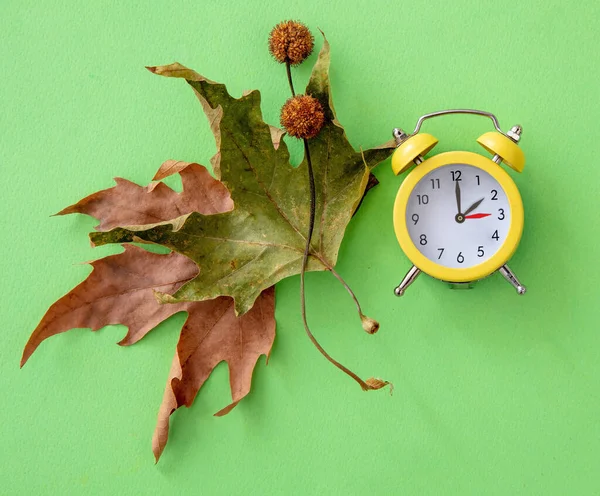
[
  {"xmin": 280, "ymin": 95, "xmax": 325, "ymax": 140},
  {"xmin": 360, "ymin": 314, "xmax": 380, "ymax": 334},
  {"xmin": 268, "ymin": 20, "xmax": 314, "ymax": 66}
]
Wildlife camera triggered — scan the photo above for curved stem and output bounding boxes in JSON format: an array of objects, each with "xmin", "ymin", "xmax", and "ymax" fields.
[
  {"xmin": 310, "ymin": 252, "xmax": 372, "ymax": 330},
  {"xmin": 328, "ymin": 266, "xmax": 363, "ymax": 316},
  {"xmin": 284, "ymin": 63, "xmax": 377, "ymax": 391},
  {"xmin": 300, "ymin": 140, "xmax": 371, "ymax": 391}
]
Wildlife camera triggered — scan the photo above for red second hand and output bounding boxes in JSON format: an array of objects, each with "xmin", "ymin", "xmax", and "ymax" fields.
[{"xmin": 464, "ymin": 213, "xmax": 491, "ymax": 219}]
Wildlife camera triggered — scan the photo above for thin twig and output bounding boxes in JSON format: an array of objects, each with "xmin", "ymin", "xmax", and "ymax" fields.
[
  {"xmin": 285, "ymin": 61, "xmax": 295, "ymax": 96},
  {"xmin": 328, "ymin": 266, "xmax": 363, "ymax": 316},
  {"xmin": 285, "ymin": 62, "xmax": 375, "ymax": 391},
  {"xmin": 300, "ymin": 140, "xmax": 370, "ymax": 391}
]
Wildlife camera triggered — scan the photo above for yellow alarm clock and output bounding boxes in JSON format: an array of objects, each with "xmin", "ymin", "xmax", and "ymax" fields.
[{"xmin": 391, "ymin": 109, "xmax": 527, "ymax": 296}]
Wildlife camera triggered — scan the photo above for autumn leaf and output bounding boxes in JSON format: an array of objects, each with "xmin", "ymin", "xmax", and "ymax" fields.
[
  {"xmin": 153, "ymin": 286, "xmax": 275, "ymax": 462},
  {"xmin": 21, "ymin": 245, "xmax": 276, "ymax": 461},
  {"xmin": 56, "ymin": 160, "xmax": 233, "ymax": 231},
  {"xmin": 21, "ymin": 159, "xmax": 246, "ymax": 363},
  {"xmin": 22, "ymin": 161, "xmax": 276, "ymax": 461},
  {"xmin": 22, "ymin": 29, "xmax": 392, "ymax": 461},
  {"xmin": 20, "ymin": 245, "xmax": 198, "ymax": 366},
  {"xmin": 91, "ymin": 35, "xmax": 395, "ymax": 315}
]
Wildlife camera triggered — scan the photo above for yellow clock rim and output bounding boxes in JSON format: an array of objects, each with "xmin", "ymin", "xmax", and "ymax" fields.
[{"xmin": 393, "ymin": 151, "xmax": 524, "ymax": 283}]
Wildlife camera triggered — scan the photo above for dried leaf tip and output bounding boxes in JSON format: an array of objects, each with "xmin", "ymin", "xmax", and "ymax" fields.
[
  {"xmin": 365, "ymin": 378, "xmax": 393, "ymax": 394},
  {"xmin": 360, "ymin": 314, "xmax": 380, "ymax": 334},
  {"xmin": 269, "ymin": 20, "xmax": 314, "ymax": 65},
  {"xmin": 280, "ymin": 95, "xmax": 324, "ymax": 139}
]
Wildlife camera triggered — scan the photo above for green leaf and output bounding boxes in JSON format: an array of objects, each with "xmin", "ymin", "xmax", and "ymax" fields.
[{"xmin": 91, "ymin": 34, "xmax": 394, "ymax": 315}]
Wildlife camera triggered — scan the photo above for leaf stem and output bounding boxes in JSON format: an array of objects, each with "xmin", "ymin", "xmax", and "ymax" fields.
[
  {"xmin": 328, "ymin": 267, "xmax": 363, "ymax": 316},
  {"xmin": 286, "ymin": 61, "xmax": 296, "ymax": 96},
  {"xmin": 300, "ymin": 140, "xmax": 371, "ymax": 391},
  {"xmin": 285, "ymin": 62, "xmax": 379, "ymax": 391}
]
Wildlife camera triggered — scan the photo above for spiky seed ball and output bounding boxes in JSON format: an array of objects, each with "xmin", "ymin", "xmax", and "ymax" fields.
[
  {"xmin": 268, "ymin": 20, "xmax": 314, "ymax": 65},
  {"xmin": 280, "ymin": 95, "xmax": 325, "ymax": 139}
]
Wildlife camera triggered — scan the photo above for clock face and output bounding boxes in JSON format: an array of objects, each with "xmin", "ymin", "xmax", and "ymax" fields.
[{"xmin": 405, "ymin": 163, "xmax": 511, "ymax": 269}]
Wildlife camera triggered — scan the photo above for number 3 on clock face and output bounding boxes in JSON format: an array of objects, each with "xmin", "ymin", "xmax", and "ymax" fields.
[{"xmin": 393, "ymin": 151, "xmax": 524, "ymax": 283}]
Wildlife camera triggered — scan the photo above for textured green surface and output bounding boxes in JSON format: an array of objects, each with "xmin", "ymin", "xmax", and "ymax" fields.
[{"xmin": 2, "ymin": 0, "xmax": 600, "ymax": 494}]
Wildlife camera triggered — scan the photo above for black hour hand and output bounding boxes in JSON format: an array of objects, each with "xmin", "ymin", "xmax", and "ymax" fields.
[{"xmin": 463, "ymin": 198, "xmax": 484, "ymax": 216}]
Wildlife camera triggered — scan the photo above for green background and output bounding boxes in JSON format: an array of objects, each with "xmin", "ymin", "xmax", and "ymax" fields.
[{"xmin": 2, "ymin": 0, "xmax": 600, "ymax": 494}]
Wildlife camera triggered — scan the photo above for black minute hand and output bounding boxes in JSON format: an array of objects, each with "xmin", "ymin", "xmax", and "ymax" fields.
[
  {"xmin": 463, "ymin": 198, "xmax": 484, "ymax": 216},
  {"xmin": 455, "ymin": 180, "xmax": 462, "ymax": 214}
]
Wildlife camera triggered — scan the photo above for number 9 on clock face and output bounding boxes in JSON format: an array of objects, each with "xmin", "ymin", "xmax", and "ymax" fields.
[{"xmin": 393, "ymin": 152, "xmax": 524, "ymax": 283}]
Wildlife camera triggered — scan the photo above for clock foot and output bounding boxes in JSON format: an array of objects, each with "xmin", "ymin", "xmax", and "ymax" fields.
[
  {"xmin": 498, "ymin": 264, "xmax": 526, "ymax": 295},
  {"xmin": 448, "ymin": 282, "xmax": 473, "ymax": 290},
  {"xmin": 394, "ymin": 265, "xmax": 421, "ymax": 296}
]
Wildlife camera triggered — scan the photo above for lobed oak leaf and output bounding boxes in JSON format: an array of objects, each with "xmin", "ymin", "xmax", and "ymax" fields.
[
  {"xmin": 92, "ymin": 34, "xmax": 395, "ymax": 315},
  {"xmin": 153, "ymin": 287, "xmax": 275, "ymax": 462},
  {"xmin": 24, "ymin": 160, "xmax": 276, "ymax": 461},
  {"xmin": 56, "ymin": 161, "xmax": 233, "ymax": 231},
  {"xmin": 21, "ymin": 245, "xmax": 276, "ymax": 461},
  {"xmin": 21, "ymin": 245, "xmax": 198, "ymax": 366}
]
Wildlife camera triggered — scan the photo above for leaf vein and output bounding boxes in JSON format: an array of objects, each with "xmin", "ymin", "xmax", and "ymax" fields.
[{"xmin": 222, "ymin": 127, "xmax": 306, "ymax": 243}]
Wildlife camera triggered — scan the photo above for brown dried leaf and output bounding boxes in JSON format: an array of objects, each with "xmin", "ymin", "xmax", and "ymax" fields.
[
  {"xmin": 152, "ymin": 287, "xmax": 275, "ymax": 461},
  {"xmin": 20, "ymin": 245, "xmax": 198, "ymax": 366},
  {"xmin": 365, "ymin": 377, "xmax": 392, "ymax": 394},
  {"xmin": 22, "ymin": 245, "xmax": 276, "ymax": 461},
  {"xmin": 56, "ymin": 161, "xmax": 232, "ymax": 231},
  {"xmin": 24, "ymin": 160, "xmax": 276, "ymax": 461}
]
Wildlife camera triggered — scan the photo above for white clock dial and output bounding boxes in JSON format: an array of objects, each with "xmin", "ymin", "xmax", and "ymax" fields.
[{"xmin": 406, "ymin": 164, "xmax": 511, "ymax": 269}]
